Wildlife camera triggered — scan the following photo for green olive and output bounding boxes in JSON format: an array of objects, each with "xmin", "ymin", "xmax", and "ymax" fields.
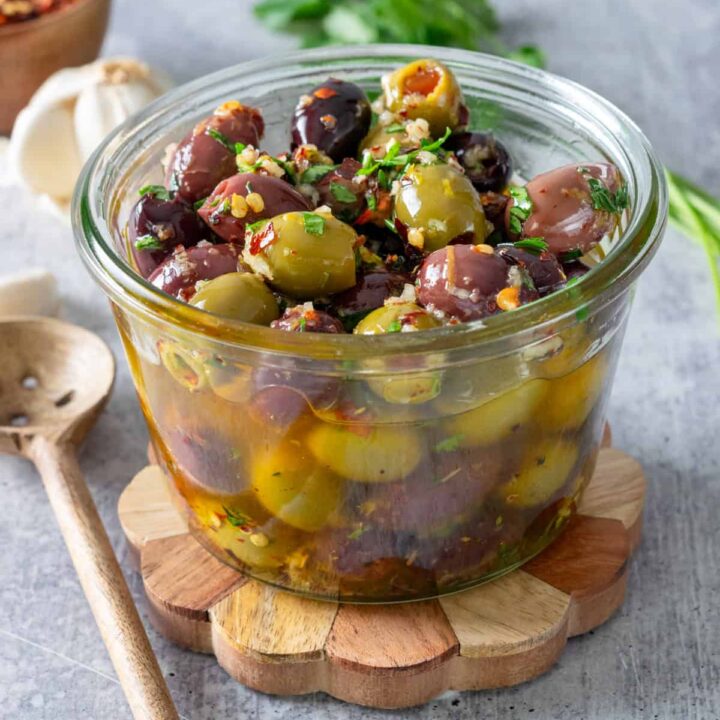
[
  {"xmin": 354, "ymin": 302, "xmax": 441, "ymax": 335},
  {"xmin": 442, "ymin": 379, "xmax": 548, "ymax": 448},
  {"xmin": 501, "ymin": 440, "xmax": 579, "ymax": 508},
  {"xmin": 189, "ymin": 272, "xmax": 279, "ymax": 324},
  {"xmin": 394, "ymin": 164, "xmax": 490, "ymax": 251},
  {"xmin": 243, "ymin": 212, "xmax": 357, "ymax": 299},
  {"xmin": 251, "ymin": 442, "xmax": 343, "ymax": 531},
  {"xmin": 307, "ymin": 423, "xmax": 423, "ymax": 482},
  {"xmin": 157, "ymin": 339, "xmax": 208, "ymax": 392},
  {"xmin": 381, "ymin": 58, "xmax": 464, "ymax": 136}
]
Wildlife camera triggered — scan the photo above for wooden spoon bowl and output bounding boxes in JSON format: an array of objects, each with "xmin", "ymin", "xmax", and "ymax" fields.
[{"xmin": 0, "ymin": 0, "xmax": 111, "ymax": 135}]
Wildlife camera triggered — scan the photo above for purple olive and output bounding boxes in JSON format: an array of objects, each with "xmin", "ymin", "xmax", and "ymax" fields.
[
  {"xmin": 480, "ymin": 191, "xmax": 510, "ymax": 227},
  {"xmin": 148, "ymin": 242, "xmax": 241, "ymax": 301},
  {"xmin": 291, "ymin": 79, "xmax": 371, "ymax": 162},
  {"xmin": 416, "ymin": 245, "xmax": 511, "ymax": 321},
  {"xmin": 507, "ymin": 163, "xmax": 624, "ymax": 255},
  {"xmin": 248, "ymin": 385, "xmax": 314, "ymax": 434},
  {"xmin": 198, "ymin": 173, "xmax": 310, "ymax": 243},
  {"xmin": 562, "ymin": 260, "xmax": 591, "ymax": 282},
  {"xmin": 331, "ymin": 269, "xmax": 408, "ymax": 329},
  {"xmin": 445, "ymin": 131, "xmax": 512, "ymax": 192},
  {"xmin": 270, "ymin": 305, "xmax": 345, "ymax": 333},
  {"xmin": 252, "ymin": 365, "xmax": 340, "ymax": 412},
  {"xmin": 497, "ymin": 244, "xmax": 566, "ymax": 296},
  {"xmin": 315, "ymin": 158, "xmax": 365, "ymax": 222},
  {"xmin": 127, "ymin": 193, "xmax": 205, "ymax": 278},
  {"xmin": 165, "ymin": 102, "xmax": 264, "ymax": 204}
]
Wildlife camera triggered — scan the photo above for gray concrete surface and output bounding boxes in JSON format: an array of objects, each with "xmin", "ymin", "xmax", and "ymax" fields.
[{"xmin": 1, "ymin": 0, "xmax": 719, "ymax": 718}]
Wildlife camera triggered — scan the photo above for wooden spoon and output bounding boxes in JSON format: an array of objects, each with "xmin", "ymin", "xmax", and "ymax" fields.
[{"xmin": 0, "ymin": 316, "xmax": 178, "ymax": 720}]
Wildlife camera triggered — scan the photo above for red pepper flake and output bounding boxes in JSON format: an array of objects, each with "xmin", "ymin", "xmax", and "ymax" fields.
[
  {"xmin": 320, "ymin": 114, "xmax": 337, "ymax": 129},
  {"xmin": 248, "ymin": 222, "xmax": 276, "ymax": 255},
  {"xmin": 314, "ymin": 87, "xmax": 338, "ymax": 100}
]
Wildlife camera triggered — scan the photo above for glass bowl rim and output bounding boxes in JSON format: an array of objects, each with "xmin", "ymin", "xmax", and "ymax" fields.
[{"xmin": 73, "ymin": 43, "xmax": 668, "ymax": 361}]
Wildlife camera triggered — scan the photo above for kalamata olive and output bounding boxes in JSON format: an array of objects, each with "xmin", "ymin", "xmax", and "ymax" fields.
[
  {"xmin": 165, "ymin": 101, "xmax": 264, "ymax": 204},
  {"xmin": 127, "ymin": 192, "xmax": 205, "ymax": 278},
  {"xmin": 189, "ymin": 272, "xmax": 279, "ymax": 324},
  {"xmin": 315, "ymin": 158, "xmax": 365, "ymax": 222},
  {"xmin": 270, "ymin": 304, "xmax": 344, "ymax": 333},
  {"xmin": 248, "ymin": 385, "xmax": 315, "ymax": 434},
  {"xmin": 497, "ymin": 244, "xmax": 566, "ymax": 295},
  {"xmin": 501, "ymin": 440, "xmax": 579, "ymax": 508},
  {"xmin": 307, "ymin": 423, "xmax": 423, "ymax": 483},
  {"xmin": 394, "ymin": 163, "xmax": 490, "ymax": 251},
  {"xmin": 197, "ymin": 173, "xmax": 310, "ymax": 243},
  {"xmin": 354, "ymin": 301, "xmax": 441, "ymax": 335},
  {"xmin": 331, "ymin": 269, "xmax": 408, "ymax": 330},
  {"xmin": 250, "ymin": 441, "xmax": 344, "ymax": 531},
  {"xmin": 291, "ymin": 78, "xmax": 372, "ymax": 162},
  {"xmin": 416, "ymin": 245, "xmax": 511, "ymax": 321},
  {"xmin": 243, "ymin": 211, "xmax": 357, "ymax": 299},
  {"xmin": 562, "ymin": 260, "xmax": 590, "ymax": 282},
  {"xmin": 148, "ymin": 241, "xmax": 241, "ymax": 301},
  {"xmin": 480, "ymin": 191, "xmax": 511, "ymax": 227},
  {"xmin": 253, "ymin": 365, "xmax": 340, "ymax": 412},
  {"xmin": 445, "ymin": 132, "xmax": 512, "ymax": 192},
  {"xmin": 507, "ymin": 163, "xmax": 624, "ymax": 255},
  {"xmin": 381, "ymin": 58, "xmax": 464, "ymax": 137}
]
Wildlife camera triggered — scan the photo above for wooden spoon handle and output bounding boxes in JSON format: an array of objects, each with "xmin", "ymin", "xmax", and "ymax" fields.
[{"xmin": 28, "ymin": 436, "xmax": 179, "ymax": 720}]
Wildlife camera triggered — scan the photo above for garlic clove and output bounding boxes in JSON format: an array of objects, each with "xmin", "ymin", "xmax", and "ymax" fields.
[
  {"xmin": 9, "ymin": 101, "xmax": 83, "ymax": 200},
  {"xmin": 0, "ymin": 269, "xmax": 60, "ymax": 318},
  {"xmin": 74, "ymin": 81, "xmax": 160, "ymax": 161},
  {"xmin": 29, "ymin": 64, "xmax": 104, "ymax": 110}
]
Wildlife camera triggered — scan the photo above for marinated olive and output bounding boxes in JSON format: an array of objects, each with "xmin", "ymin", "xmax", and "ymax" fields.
[
  {"xmin": 222, "ymin": 518, "xmax": 302, "ymax": 571},
  {"xmin": 507, "ymin": 163, "xmax": 625, "ymax": 255},
  {"xmin": 381, "ymin": 58, "xmax": 464, "ymax": 136},
  {"xmin": 198, "ymin": 173, "xmax": 310, "ymax": 243},
  {"xmin": 253, "ymin": 365, "xmax": 340, "ymax": 411},
  {"xmin": 497, "ymin": 243, "xmax": 566, "ymax": 296},
  {"xmin": 442, "ymin": 379, "xmax": 548, "ymax": 448},
  {"xmin": 243, "ymin": 211, "xmax": 357, "ymax": 299},
  {"xmin": 501, "ymin": 440, "xmax": 579, "ymax": 508},
  {"xmin": 189, "ymin": 272, "xmax": 279, "ymax": 324},
  {"xmin": 445, "ymin": 132, "xmax": 512, "ymax": 192},
  {"xmin": 416, "ymin": 244, "xmax": 511, "ymax": 321},
  {"xmin": 248, "ymin": 385, "xmax": 315, "ymax": 434},
  {"xmin": 563, "ymin": 260, "xmax": 591, "ymax": 282},
  {"xmin": 128, "ymin": 192, "xmax": 205, "ymax": 278},
  {"xmin": 480, "ymin": 191, "xmax": 511, "ymax": 228},
  {"xmin": 165, "ymin": 101, "xmax": 264, "ymax": 203},
  {"xmin": 540, "ymin": 352, "xmax": 608, "ymax": 431},
  {"xmin": 354, "ymin": 301, "xmax": 441, "ymax": 334},
  {"xmin": 332, "ymin": 270, "xmax": 408, "ymax": 329},
  {"xmin": 149, "ymin": 242, "xmax": 241, "ymax": 301},
  {"xmin": 307, "ymin": 423, "xmax": 423, "ymax": 483},
  {"xmin": 291, "ymin": 78, "xmax": 372, "ymax": 162},
  {"xmin": 252, "ymin": 443, "xmax": 343, "ymax": 531},
  {"xmin": 271, "ymin": 304, "xmax": 344, "ymax": 333},
  {"xmin": 394, "ymin": 163, "xmax": 490, "ymax": 251},
  {"xmin": 315, "ymin": 158, "xmax": 365, "ymax": 222}
]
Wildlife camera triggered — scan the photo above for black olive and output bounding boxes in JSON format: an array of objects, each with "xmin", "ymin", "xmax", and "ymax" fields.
[
  {"xmin": 497, "ymin": 244, "xmax": 567, "ymax": 296},
  {"xmin": 445, "ymin": 131, "xmax": 512, "ymax": 193},
  {"xmin": 291, "ymin": 78, "xmax": 372, "ymax": 162}
]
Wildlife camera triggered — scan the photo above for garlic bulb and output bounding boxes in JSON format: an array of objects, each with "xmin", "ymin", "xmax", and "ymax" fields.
[{"xmin": 9, "ymin": 58, "xmax": 173, "ymax": 215}]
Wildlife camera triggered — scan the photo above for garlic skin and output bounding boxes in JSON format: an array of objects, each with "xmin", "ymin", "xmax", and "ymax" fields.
[
  {"xmin": 0, "ymin": 269, "xmax": 60, "ymax": 318},
  {"xmin": 9, "ymin": 58, "xmax": 173, "ymax": 212}
]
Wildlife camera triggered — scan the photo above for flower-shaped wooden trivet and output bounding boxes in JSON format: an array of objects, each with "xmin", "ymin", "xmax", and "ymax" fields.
[{"xmin": 118, "ymin": 440, "xmax": 645, "ymax": 709}]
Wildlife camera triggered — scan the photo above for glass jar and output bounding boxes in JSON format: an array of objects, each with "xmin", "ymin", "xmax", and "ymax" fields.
[{"xmin": 73, "ymin": 46, "xmax": 667, "ymax": 603}]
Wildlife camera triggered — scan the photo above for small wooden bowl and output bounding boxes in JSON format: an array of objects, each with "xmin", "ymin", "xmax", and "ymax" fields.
[{"xmin": 0, "ymin": 0, "xmax": 111, "ymax": 135}]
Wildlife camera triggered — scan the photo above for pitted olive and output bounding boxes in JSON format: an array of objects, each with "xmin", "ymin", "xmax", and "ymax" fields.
[
  {"xmin": 189, "ymin": 272, "xmax": 279, "ymax": 324},
  {"xmin": 354, "ymin": 301, "xmax": 441, "ymax": 335}
]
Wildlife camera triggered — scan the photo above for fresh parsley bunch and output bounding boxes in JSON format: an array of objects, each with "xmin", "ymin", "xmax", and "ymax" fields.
[{"xmin": 253, "ymin": 0, "xmax": 545, "ymax": 67}]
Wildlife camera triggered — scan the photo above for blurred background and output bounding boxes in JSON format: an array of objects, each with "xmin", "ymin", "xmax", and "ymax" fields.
[{"xmin": 0, "ymin": 1, "xmax": 718, "ymax": 719}]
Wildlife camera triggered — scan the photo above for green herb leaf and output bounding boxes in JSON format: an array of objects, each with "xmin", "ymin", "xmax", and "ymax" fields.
[
  {"xmin": 513, "ymin": 237, "xmax": 548, "ymax": 254},
  {"xmin": 298, "ymin": 315, "xmax": 308, "ymax": 331},
  {"xmin": 246, "ymin": 219, "xmax": 270, "ymax": 234},
  {"xmin": 580, "ymin": 171, "xmax": 630, "ymax": 214},
  {"xmin": 384, "ymin": 218, "xmax": 398, "ymax": 234},
  {"xmin": 559, "ymin": 249, "xmax": 583, "ymax": 262},
  {"xmin": 420, "ymin": 126, "xmax": 452, "ymax": 153},
  {"xmin": 193, "ymin": 197, "xmax": 207, "ymax": 211},
  {"xmin": 303, "ymin": 212, "xmax": 326, "ymax": 235},
  {"xmin": 329, "ymin": 182, "xmax": 357, "ymax": 203},
  {"xmin": 206, "ymin": 127, "xmax": 236, "ymax": 152},
  {"xmin": 300, "ymin": 164, "xmax": 335, "ymax": 184},
  {"xmin": 234, "ymin": 142, "xmax": 247, "ymax": 154},
  {"xmin": 385, "ymin": 123, "xmax": 406, "ymax": 133},
  {"xmin": 366, "ymin": 193, "xmax": 377, "ymax": 211},
  {"xmin": 223, "ymin": 506, "xmax": 251, "ymax": 527},
  {"xmin": 386, "ymin": 319, "xmax": 402, "ymax": 333},
  {"xmin": 138, "ymin": 184, "xmax": 171, "ymax": 201},
  {"xmin": 434, "ymin": 434, "xmax": 465, "ymax": 453},
  {"xmin": 347, "ymin": 524, "xmax": 368, "ymax": 540},
  {"xmin": 508, "ymin": 185, "xmax": 533, "ymax": 235},
  {"xmin": 134, "ymin": 235, "xmax": 163, "ymax": 251}
]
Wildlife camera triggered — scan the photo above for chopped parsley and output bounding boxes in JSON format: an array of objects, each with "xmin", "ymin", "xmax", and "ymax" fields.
[
  {"xmin": 384, "ymin": 218, "xmax": 398, "ymax": 234},
  {"xmin": 300, "ymin": 164, "xmax": 335, "ymax": 184},
  {"xmin": 508, "ymin": 185, "xmax": 533, "ymax": 235},
  {"xmin": 579, "ymin": 169, "xmax": 630, "ymax": 214},
  {"xmin": 193, "ymin": 197, "xmax": 207, "ymax": 211},
  {"xmin": 347, "ymin": 524, "xmax": 368, "ymax": 541},
  {"xmin": 303, "ymin": 212, "xmax": 325, "ymax": 235},
  {"xmin": 329, "ymin": 182, "xmax": 357, "ymax": 203},
  {"xmin": 234, "ymin": 141, "xmax": 247, "ymax": 154},
  {"xmin": 386, "ymin": 319, "xmax": 402, "ymax": 333},
  {"xmin": 559, "ymin": 248, "xmax": 583, "ymax": 262},
  {"xmin": 134, "ymin": 235, "xmax": 163, "ymax": 251},
  {"xmin": 385, "ymin": 123, "xmax": 406, "ymax": 133},
  {"xmin": 246, "ymin": 219, "xmax": 270, "ymax": 234},
  {"xmin": 434, "ymin": 434, "xmax": 465, "ymax": 453},
  {"xmin": 206, "ymin": 127, "xmax": 236, "ymax": 152},
  {"xmin": 513, "ymin": 237, "xmax": 548, "ymax": 254},
  {"xmin": 366, "ymin": 193, "xmax": 377, "ymax": 211},
  {"xmin": 138, "ymin": 184, "xmax": 171, "ymax": 201},
  {"xmin": 298, "ymin": 315, "xmax": 307, "ymax": 331},
  {"xmin": 223, "ymin": 506, "xmax": 251, "ymax": 527}
]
